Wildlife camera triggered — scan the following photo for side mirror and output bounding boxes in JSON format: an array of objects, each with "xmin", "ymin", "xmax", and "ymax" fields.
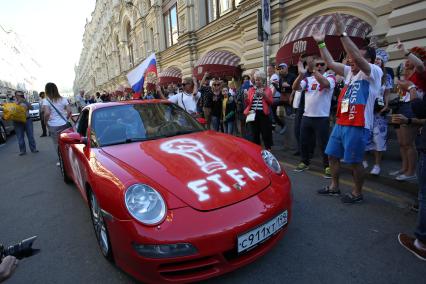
[
  {"xmin": 60, "ymin": 132, "xmax": 84, "ymax": 144},
  {"xmin": 70, "ymin": 113, "xmax": 79, "ymax": 123},
  {"xmin": 196, "ymin": 117, "xmax": 206, "ymax": 125}
]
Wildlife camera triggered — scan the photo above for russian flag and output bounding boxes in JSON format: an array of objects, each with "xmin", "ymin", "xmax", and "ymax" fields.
[{"xmin": 126, "ymin": 53, "xmax": 157, "ymax": 96}]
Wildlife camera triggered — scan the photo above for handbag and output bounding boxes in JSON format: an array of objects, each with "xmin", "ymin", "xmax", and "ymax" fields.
[
  {"xmin": 47, "ymin": 99, "xmax": 72, "ymax": 128},
  {"xmin": 2, "ymin": 103, "xmax": 27, "ymax": 123}
]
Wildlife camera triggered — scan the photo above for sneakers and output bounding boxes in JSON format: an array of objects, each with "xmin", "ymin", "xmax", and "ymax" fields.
[
  {"xmin": 294, "ymin": 162, "xmax": 309, "ymax": 172},
  {"xmin": 362, "ymin": 160, "xmax": 369, "ymax": 169},
  {"xmin": 279, "ymin": 125, "xmax": 287, "ymax": 135},
  {"xmin": 398, "ymin": 233, "xmax": 426, "ymax": 261},
  {"xmin": 317, "ymin": 186, "xmax": 341, "ymax": 196},
  {"xmin": 323, "ymin": 167, "xmax": 332, "ymax": 179},
  {"xmin": 389, "ymin": 169, "xmax": 403, "ymax": 176},
  {"xmin": 396, "ymin": 174, "xmax": 416, "ymax": 181},
  {"xmin": 56, "ymin": 162, "xmax": 61, "ymax": 167},
  {"xmin": 370, "ymin": 165, "xmax": 381, "ymax": 176},
  {"xmin": 341, "ymin": 193, "xmax": 363, "ymax": 204}
]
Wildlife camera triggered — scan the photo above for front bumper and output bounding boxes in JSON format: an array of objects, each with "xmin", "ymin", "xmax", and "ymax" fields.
[{"xmin": 106, "ymin": 177, "xmax": 292, "ymax": 284}]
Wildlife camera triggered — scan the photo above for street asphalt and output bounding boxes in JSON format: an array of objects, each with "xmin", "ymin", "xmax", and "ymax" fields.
[{"xmin": 0, "ymin": 122, "xmax": 424, "ymax": 284}]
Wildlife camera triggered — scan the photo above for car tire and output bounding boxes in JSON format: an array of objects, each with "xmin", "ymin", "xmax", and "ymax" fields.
[
  {"xmin": 0, "ymin": 123, "xmax": 6, "ymax": 144},
  {"xmin": 58, "ymin": 148, "xmax": 72, "ymax": 184},
  {"xmin": 88, "ymin": 189, "xmax": 114, "ymax": 262}
]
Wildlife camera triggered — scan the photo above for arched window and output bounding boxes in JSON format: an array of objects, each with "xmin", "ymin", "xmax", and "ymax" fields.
[
  {"xmin": 126, "ymin": 22, "xmax": 134, "ymax": 66},
  {"xmin": 164, "ymin": 3, "xmax": 179, "ymax": 47}
]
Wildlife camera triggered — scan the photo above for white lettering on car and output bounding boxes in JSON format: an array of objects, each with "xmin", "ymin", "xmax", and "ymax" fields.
[
  {"xmin": 207, "ymin": 174, "xmax": 231, "ymax": 193},
  {"xmin": 188, "ymin": 180, "xmax": 210, "ymax": 202},
  {"xmin": 161, "ymin": 138, "xmax": 264, "ymax": 202},
  {"xmin": 227, "ymin": 169, "xmax": 246, "ymax": 186},
  {"xmin": 243, "ymin": 167, "xmax": 263, "ymax": 180}
]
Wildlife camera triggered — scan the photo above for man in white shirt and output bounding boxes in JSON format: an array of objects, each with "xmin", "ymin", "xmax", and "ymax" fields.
[
  {"xmin": 167, "ymin": 77, "xmax": 201, "ymax": 115},
  {"xmin": 292, "ymin": 56, "xmax": 336, "ymax": 177}
]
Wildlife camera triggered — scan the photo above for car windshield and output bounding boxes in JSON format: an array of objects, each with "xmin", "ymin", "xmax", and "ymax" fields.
[
  {"xmin": 92, "ymin": 103, "xmax": 205, "ymax": 147},
  {"xmin": 31, "ymin": 103, "xmax": 40, "ymax": 110}
]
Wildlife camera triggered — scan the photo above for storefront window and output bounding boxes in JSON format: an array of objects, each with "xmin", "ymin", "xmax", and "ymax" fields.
[
  {"xmin": 206, "ymin": 0, "xmax": 234, "ymax": 23},
  {"xmin": 164, "ymin": 4, "xmax": 179, "ymax": 47}
]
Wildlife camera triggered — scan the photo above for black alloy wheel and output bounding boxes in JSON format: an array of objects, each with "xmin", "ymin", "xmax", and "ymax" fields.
[
  {"xmin": 58, "ymin": 148, "xmax": 72, "ymax": 184},
  {"xmin": 89, "ymin": 189, "xmax": 113, "ymax": 261},
  {"xmin": 0, "ymin": 123, "xmax": 6, "ymax": 144}
]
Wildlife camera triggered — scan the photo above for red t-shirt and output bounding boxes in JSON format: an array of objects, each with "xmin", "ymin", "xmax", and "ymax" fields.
[{"xmin": 409, "ymin": 70, "xmax": 426, "ymax": 93}]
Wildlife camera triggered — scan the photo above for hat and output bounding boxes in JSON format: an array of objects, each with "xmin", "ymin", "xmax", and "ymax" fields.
[
  {"xmin": 375, "ymin": 49, "xmax": 389, "ymax": 63},
  {"xmin": 277, "ymin": 63, "xmax": 288, "ymax": 69},
  {"xmin": 410, "ymin": 46, "xmax": 426, "ymax": 62}
]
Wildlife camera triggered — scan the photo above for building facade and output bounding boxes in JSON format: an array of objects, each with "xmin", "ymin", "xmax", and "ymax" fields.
[{"xmin": 73, "ymin": 0, "xmax": 426, "ymax": 95}]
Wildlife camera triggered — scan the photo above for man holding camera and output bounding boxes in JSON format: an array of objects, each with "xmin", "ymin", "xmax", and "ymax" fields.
[{"xmin": 0, "ymin": 255, "xmax": 18, "ymax": 282}]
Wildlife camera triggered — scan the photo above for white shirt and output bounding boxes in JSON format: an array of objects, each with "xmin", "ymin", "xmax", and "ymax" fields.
[
  {"xmin": 300, "ymin": 73, "xmax": 336, "ymax": 117},
  {"xmin": 343, "ymin": 64, "xmax": 383, "ymax": 130},
  {"xmin": 42, "ymin": 97, "xmax": 69, "ymax": 127},
  {"xmin": 269, "ymin": 74, "xmax": 280, "ymax": 99},
  {"xmin": 168, "ymin": 91, "xmax": 201, "ymax": 114}
]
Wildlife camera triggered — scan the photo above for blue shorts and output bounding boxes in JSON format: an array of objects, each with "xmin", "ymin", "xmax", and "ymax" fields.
[{"xmin": 325, "ymin": 124, "xmax": 369, "ymax": 164}]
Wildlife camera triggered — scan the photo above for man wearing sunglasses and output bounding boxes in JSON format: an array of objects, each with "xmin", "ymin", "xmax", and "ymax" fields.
[
  {"xmin": 167, "ymin": 77, "xmax": 201, "ymax": 115},
  {"xmin": 292, "ymin": 56, "xmax": 336, "ymax": 178}
]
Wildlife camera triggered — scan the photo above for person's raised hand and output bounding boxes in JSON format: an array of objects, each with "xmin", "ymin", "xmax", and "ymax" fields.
[
  {"xmin": 297, "ymin": 61, "xmax": 307, "ymax": 75},
  {"xmin": 333, "ymin": 13, "xmax": 345, "ymax": 36},
  {"xmin": 312, "ymin": 26, "xmax": 325, "ymax": 43},
  {"xmin": 395, "ymin": 38, "xmax": 407, "ymax": 53},
  {"xmin": 391, "ymin": 114, "xmax": 408, "ymax": 125}
]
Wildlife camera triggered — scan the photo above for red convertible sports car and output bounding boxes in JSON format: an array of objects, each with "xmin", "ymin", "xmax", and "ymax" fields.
[{"xmin": 58, "ymin": 100, "xmax": 292, "ymax": 283}]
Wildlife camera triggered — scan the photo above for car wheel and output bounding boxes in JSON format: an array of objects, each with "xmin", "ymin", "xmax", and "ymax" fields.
[
  {"xmin": 89, "ymin": 189, "xmax": 113, "ymax": 261},
  {"xmin": 58, "ymin": 148, "xmax": 72, "ymax": 184},
  {"xmin": 0, "ymin": 123, "xmax": 6, "ymax": 144}
]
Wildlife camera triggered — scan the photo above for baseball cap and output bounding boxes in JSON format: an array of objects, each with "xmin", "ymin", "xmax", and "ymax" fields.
[{"xmin": 277, "ymin": 63, "xmax": 288, "ymax": 69}]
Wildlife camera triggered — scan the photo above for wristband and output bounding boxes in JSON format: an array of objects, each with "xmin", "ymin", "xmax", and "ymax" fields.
[{"xmin": 318, "ymin": 42, "xmax": 326, "ymax": 49}]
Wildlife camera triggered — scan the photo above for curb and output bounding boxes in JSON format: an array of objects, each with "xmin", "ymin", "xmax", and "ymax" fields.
[{"xmin": 271, "ymin": 148, "xmax": 418, "ymax": 198}]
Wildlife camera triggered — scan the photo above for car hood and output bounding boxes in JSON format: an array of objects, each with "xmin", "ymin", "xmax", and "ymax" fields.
[{"xmin": 101, "ymin": 131, "xmax": 271, "ymax": 211}]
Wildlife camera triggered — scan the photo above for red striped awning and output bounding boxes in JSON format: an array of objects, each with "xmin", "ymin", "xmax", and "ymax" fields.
[
  {"xmin": 276, "ymin": 14, "xmax": 372, "ymax": 65},
  {"xmin": 158, "ymin": 66, "xmax": 182, "ymax": 86},
  {"xmin": 281, "ymin": 14, "xmax": 371, "ymax": 46},
  {"xmin": 193, "ymin": 50, "xmax": 241, "ymax": 80}
]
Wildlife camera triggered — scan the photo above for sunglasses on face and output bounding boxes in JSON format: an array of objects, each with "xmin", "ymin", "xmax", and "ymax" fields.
[
  {"xmin": 316, "ymin": 63, "xmax": 326, "ymax": 67},
  {"xmin": 182, "ymin": 83, "xmax": 191, "ymax": 86},
  {"xmin": 213, "ymin": 83, "xmax": 221, "ymax": 86}
]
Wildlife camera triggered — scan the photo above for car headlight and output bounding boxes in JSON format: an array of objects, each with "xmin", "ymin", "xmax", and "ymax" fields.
[
  {"xmin": 125, "ymin": 184, "xmax": 167, "ymax": 225},
  {"xmin": 261, "ymin": 150, "xmax": 282, "ymax": 174}
]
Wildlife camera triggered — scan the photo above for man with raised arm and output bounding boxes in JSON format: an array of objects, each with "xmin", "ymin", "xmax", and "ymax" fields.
[{"xmin": 313, "ymin": 13, "xmax": 383, "ymax": 204}]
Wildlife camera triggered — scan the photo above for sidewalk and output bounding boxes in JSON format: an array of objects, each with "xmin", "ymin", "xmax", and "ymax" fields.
[{"xmin": 270, "ymin": 116, "xmax": 419, "ymax": 197}]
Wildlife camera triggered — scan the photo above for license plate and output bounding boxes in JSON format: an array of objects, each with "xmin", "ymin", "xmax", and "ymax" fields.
[{"xmin": 237, "ymin": 210, "xmax": 288, "ymax": 253}]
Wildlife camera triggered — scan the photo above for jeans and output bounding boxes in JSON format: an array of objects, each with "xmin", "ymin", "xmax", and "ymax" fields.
[
  {"xmin": 211, "ymin": 116, "xmax": 220, "ymax": 132},
  {"xmin": 415, "ymin": 151, "xmax": 426, "ymax": 243},
  {"xmin": 14, "ymin": 119, "xmax": 37, "ymax": 153},
  {"xmin": 300, "ymin": 116, "xmax": 329, "ymax": 168},
  {"xmin": 271, "ymin": 99, "xmax": 284, "ymax": 127},
  {"xmin": 247, "ymin": 111, "xmax": 273, "ymax": 149},
  {"xmin": 224, "ymin": 120, "xmax": 234, "ymax": 135},
  {"xmin": 294, "ymin": 107, "xmax": 304, "ymax": 153}
]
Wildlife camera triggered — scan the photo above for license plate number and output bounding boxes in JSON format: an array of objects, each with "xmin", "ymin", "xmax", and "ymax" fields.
[{"xmin": 237, "ymin": 210, "xmax": 288, "ymax": 253}]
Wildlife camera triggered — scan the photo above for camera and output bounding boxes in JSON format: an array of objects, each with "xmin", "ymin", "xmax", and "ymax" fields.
[{"xmin": 0, "ymin": 236, "xmax": 38, "ymax": 259}]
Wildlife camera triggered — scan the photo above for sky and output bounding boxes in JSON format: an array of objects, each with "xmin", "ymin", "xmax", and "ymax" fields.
[{"xmin": 0, "ymin": 0, "xmax": 96, "ymax": 92}]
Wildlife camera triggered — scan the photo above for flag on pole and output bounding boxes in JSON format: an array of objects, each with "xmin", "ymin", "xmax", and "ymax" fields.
[
  {"xmin": 126, "ymin": 53, "xmax": 157, "ymax": 95},
  {"xmin": 262, "ymin": 0, "xmax": 271, "ymax": 38}
]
